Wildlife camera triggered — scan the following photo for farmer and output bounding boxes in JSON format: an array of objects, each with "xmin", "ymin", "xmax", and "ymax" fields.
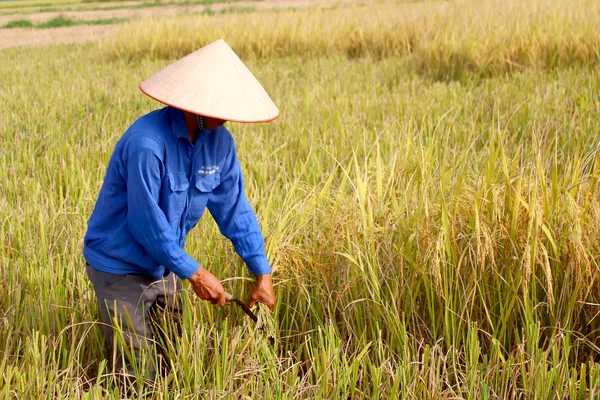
[{"xmin": 83, "ymin": 39, "xmax": 278, "ymax": 380}]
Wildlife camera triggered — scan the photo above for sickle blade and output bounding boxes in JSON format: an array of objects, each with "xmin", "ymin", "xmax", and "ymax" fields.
[{"xmin": 232, "ymin": 298, "xmax": 258, "ymax": 322}]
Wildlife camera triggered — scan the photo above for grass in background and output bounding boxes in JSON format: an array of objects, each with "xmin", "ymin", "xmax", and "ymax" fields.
[
  {"xmin": 1, "ymin": 0, "xmax": 600, "ymax": 398},
  {"xmin": 0, "ymin": 0, "xmax": 81, "ymax": 10},
  {"xmin": 2, "ymin": 17, "xmax": 33, "ymax": 27},
  {"xmin": 1, "ymin": 14, "xmax": 127, "ymax": 28}
]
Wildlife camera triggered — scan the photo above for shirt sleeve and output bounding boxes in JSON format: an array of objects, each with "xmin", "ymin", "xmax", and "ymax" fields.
[
  {"xmin": 207, "ymin": 136, "xmax": 272, "ymax": 275},
  {"xmin": 124, "ymin": 133, "xmax": 200, "ymax": 279}
]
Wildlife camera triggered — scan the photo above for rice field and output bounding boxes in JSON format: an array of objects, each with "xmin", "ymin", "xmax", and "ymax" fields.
[{"xmin": 1, "ymin": 0, "xmax": 600, "ymax": 398}]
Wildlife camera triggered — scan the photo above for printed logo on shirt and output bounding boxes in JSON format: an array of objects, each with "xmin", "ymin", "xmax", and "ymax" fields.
[{"xmin": 198, "ymin": 166, "xmax": 219, "ymax": 175}]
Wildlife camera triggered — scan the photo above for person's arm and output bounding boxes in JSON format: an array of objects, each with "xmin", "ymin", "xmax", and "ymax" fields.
[
  {"xmin": 125, "ymin": 133, "xmax": 226, "ymax": 305},
  {"xmin": 207, "ymin": 136, "xmax": 276, "ymax": 310}
]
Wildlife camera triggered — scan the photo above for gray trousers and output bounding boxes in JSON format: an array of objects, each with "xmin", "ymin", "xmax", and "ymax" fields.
[{"xmin": 86, "ymin": 264, "xmax": 182, "ymax": 380}]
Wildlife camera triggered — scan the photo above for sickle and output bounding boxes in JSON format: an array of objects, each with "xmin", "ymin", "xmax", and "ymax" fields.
[{"xmin": 224, "ymin": 292, "xmax": 258, "ymax": 322}]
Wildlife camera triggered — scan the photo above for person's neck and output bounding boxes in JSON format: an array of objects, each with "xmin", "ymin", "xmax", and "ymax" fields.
[{"xmin": 182, "ymin": 111, "xmax": 198, "ymax": 143}]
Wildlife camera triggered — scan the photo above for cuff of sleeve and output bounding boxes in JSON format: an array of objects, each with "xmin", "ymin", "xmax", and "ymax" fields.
[
  {"xmin": 173, "ymin": 256, "xmax": 201, "ymax": 280},
  {"xmin": 245, "ymin": 255, "xmax": 272, "ymax": 275}
]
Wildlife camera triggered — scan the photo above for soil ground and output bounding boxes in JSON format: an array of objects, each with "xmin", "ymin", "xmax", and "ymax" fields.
[{"xmin": 0, "ymin": 0, "xmax": 373, "ymax": 49}]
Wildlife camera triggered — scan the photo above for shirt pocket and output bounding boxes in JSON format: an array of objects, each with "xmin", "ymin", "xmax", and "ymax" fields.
[
  {"xmin": 188, "ymin": 172, "xmax": 221, "ymax": 219},
  {"xmin": 164, "ymin": 172, "xmax": 189, "ymax": 223},
  {"xmin": 195, "ymin": 172, "xmax": 221, "ymax": 193}
]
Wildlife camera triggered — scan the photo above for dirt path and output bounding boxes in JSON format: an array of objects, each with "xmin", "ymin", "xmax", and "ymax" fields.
[
  {"xmin": 0, "ymin": 0, "xmax": 372, "ymax": 49},
  {"xmin": 0, "ymin": 24, "xmax": 117, "ymax": 48}
]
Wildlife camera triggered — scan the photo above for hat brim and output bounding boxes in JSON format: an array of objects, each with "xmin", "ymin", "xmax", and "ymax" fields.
[{"xmin": 139, "ymin": 84, "xmax": 280, "ymax": 123}]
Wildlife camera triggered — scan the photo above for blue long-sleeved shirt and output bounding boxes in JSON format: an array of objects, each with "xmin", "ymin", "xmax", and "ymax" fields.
[{"xmin": 83, "ymin": 106, "xmax": 271, "ymax": 281}]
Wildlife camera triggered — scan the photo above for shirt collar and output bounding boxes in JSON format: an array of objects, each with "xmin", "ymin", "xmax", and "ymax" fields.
[{"xmin": 169, "ymin": 107, "xmax": 191, "ymax": 142}]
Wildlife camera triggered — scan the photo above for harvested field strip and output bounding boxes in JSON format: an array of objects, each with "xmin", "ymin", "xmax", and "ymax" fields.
[
  {"xmin": 0, "ymin": 3, "xmax": 256, "ymax": 26},
  {"xmin": 0, "ymin": 24, "xmax": 117, "ymax": 48},
  {"xmin": 0, "ymin": 0, "xmax": 242, "ymax": 12},
  {"xmin": 1, "ymin": 5, "xmax": 255, "ymax": 30}
]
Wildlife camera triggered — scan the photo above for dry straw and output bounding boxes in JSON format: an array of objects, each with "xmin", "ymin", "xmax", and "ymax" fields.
[{"xmin": 104, "ymin": 0, "xmax": 600, "ymax": 80}]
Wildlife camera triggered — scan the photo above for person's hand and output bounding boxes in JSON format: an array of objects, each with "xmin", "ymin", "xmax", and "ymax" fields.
[
  {"xmin": 188, "ymin": 267, "xmax": 227, "ymax": 307},
  {"xmin": 248, "ymin": 274, "xmax": 276, "ymax": 311}
]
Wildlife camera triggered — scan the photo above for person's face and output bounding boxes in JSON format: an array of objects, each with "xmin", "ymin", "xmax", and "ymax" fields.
[{"xmin": 202, "ymin": 116, "xmax": 227, "ymax": 129}]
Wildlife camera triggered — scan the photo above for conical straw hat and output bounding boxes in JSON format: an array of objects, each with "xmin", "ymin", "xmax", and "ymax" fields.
[{"xmin": 140, "ymin": 39, "xmax": 279, "ymax": 123}]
